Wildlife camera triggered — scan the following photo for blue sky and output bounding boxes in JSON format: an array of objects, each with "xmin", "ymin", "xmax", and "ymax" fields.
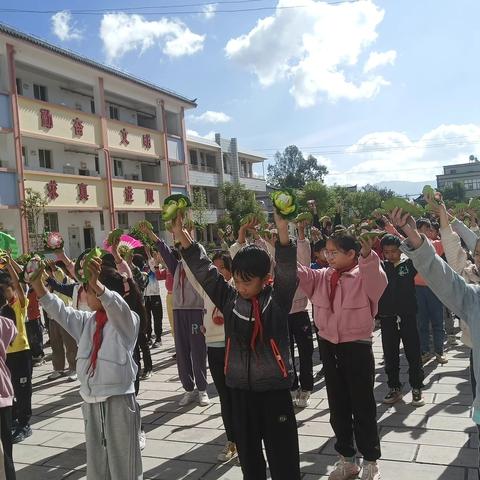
[{"xmin": 2, "ymin": 0, "xmax": 480, "ymax": 188}]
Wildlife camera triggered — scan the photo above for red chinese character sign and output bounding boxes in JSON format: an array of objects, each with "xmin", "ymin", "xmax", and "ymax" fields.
[
  {"xmin": 142, "ymin": 134, "xmax": 151, "ymax": 150},
  {"xmin": 46, "ymin": 180, "xmax": 59, "ymax": 200},
  {"xmin": 145, "ymin": 189, "xmax": 154, "ymax": 204},
  {"xmin": 78, "ymin": 183, "xmax": 89, "ymax": 201},
  {"xmin": 40, "ymin": 109, "xmax": 53, "ymax": 129},
  {"xmin": 72, "ymin": 118, "xmax": 84, "ymax": 137},
  {"xmin": 124, "ymin": 186, "xmax": 134, "ymax": 202},
  {"xmin": 120, "ymin": 128, "xmax": 130, "ymax": 146}
]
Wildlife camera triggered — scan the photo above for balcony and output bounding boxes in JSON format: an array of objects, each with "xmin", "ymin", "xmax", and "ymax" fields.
[
  {"xmin": 18, "ymin": 96, "xmax": 102, "ymax": 147},
  {"xmin": 189, "ymin": 164, "xmax": 220, "ymax": 187},
  {"xmin": 167, "ymin": 135, "xmax": 185, "ymax": 162},
  {"xmin": 24, "ymin": 170, "xmax": 107, "ymax": 210},
  {"xmin": 239, "ymin": 175, "xmax": 266, "ymax": 192},
  {"xmin": 107, "ymin": 120, "xmax": 163, "ymax": 159},
  {"xmin": 112, "ymin": 178, "xmax": 167, "ymax": 211}
]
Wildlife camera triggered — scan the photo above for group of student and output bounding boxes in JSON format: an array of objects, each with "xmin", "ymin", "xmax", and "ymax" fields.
[{"xmin": 0, "ymin": 195, "xmax": 479, "ymax": 480}]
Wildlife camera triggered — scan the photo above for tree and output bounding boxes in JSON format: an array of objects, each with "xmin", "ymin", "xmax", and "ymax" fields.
[
  {"xmin": 297, "ymin": 181, "xmax": 330, "ymax": 212},
  {"xmin": 20, "ymin": 188, "xmax": 48, "ymax": 250},
  {"xmin": 362, "ymin": 184, "xmax": 395, "ymax": 201},
  {"xmin": 191, "ymin": 187, "xmax": 209, "ymax": 239},
  {"xmin": 441, "ymin": 181, "xmax": 466, "ymax": 203},
  {"xmin": 267, "ymin": 145, "xmax": 328, "ymax": 189}
]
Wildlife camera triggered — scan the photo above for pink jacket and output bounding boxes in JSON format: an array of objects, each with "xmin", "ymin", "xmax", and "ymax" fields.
[
  {"xmin": 0, "ymin": 315, "xmax": 17, "ymax": 407},
  {"xmin": 290, "ymin": 239, "xmax": 311, "ymax": 314},
  {"xmin": 297, "ymin": 251, "xmax": 388, "ymax": 344}
]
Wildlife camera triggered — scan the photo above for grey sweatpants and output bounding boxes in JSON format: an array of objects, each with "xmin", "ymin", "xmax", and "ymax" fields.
[
  {"xmin": 173, "ymin": 309, "xmax": 207, "ymax": 392},
  {"xmin": 82, "ymin": 394, "xmax": 143, "ymax": 480}
]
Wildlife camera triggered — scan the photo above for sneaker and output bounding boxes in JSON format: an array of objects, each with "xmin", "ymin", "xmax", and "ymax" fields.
[
  {"xmin": 296, "ymin": 390, "xmax": 311, "ymax": 408},
  {"xmin": 178, "ymin": 390, "xmax": 196, "ymax": 406},
  {"xmin": 33, "ymin": 358, "xmax": 46, "ymax": 367},
  {"xmin": 12, "ymin": 425, "xmax": 32, "ymax": 444},
  {"xmin": 48, "ymin": 371, "xmax": 63, "ymax": 380},
  {"xmin": 315, "ymin": 367, "xmax": 325, "ymax": 379},
  {"xmin": 139, "ymin": 430, "xmax": 146, "ymax": 451},
  {"xmin": 198, "ymin": 390, "xmax": 210, "ymax": 406},
  {"xmin": 447, "ymin": 335, "xmax": 459, "ymax": 346},
  {"xmin": 32, "ymin": 355, "xmax": 44, "ymax": 362},
  {"xmin": 329, "ymin": 456, "xmax": 360, "ymax": 480},
  {"xmin": 66, "ymin": 370, "xmax": 77, "ymax": 382},
  {"xmin": 217, "ymin": 441, "xmax": 237, "ymax": 462},
  {"xmin": 361, "ymin": 461, "xmax": 380, "ymax": 480},
  {"xmin": 151, "ymin": 341, "xmax": 160, "ymax": 349},
  {"xmin": 290, "ymin": 389, "xmax": 298, "ymax": 403},
  {"xmin": 436, "ymin": 353, "xmax": 448, "ymax": 364},
  {"xmin": 411, "ymin": 389, "xmax": 425, "ymax": 407},
  {"xmin": 421, "ymin": 352, "xmax": 434, "ymax": 364},
  {"xmin": 141, "ymin": 370, "xmax": 152, "ymax": 380},
  {"xmin": 383, "ymin": 387, "xmax": 402, "ymax": 405}
]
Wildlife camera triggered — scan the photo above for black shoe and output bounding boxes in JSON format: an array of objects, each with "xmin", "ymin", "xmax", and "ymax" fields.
[
  {"xmin": 12, "ymin": 425, "xmax": 32, "ymax": 444},
  {"xmin": 315, "ymin": 367, "xmax": 324, "ymax": 379},
  {"xmin": 10, "ymin": 419, "xmax": 18, "ymax": 435},
  {"xmin": 383, "ymin": 387, "xmax": 403, "ymax": 404},
  {"xmin": 411, "ymin": 389, "xmax": 425, "ymax": 407}
]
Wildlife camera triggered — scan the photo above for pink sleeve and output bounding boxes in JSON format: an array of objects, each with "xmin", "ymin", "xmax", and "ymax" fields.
[
  {"xmin": 297, "ymin": 263, "xmax": 325, "ymax": 299},
  {"xmin": 0, "ymin": 316, "xmax": 17, "ymax": 347},
  {"xmin": 297, "ymin": 239, "xmax": 311, "ymax": 267},
  {"xmin": 358, "ymin": 251, "xmax": 388, "ymax": 302},
  {"xmin": 117, "ymin": 260, "xmax": 133, "ymax": 279}
]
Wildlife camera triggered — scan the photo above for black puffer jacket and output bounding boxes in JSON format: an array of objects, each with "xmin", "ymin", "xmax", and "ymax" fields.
[{"xmin": 181, "ymin": 241, "xmax": 297, "ymax": 392}]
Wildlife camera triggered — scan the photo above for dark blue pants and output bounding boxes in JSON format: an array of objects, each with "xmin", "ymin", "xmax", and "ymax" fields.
[{"xmin": 415, "ymin": 285, "xmax": 445, "ymax": 355}]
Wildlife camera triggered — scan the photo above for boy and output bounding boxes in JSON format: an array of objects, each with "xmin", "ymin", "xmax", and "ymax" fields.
[
  {"xmin": 172, "ymin": 212, "xmax": 300, "ymax": 480},
  {"xmin": 378, "ymin": 234, "xmax": 425, "ymax": 406}
]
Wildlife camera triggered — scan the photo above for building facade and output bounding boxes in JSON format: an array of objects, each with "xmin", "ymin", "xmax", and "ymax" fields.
[
  {"xmin": 436, "ymin": 158, "xmax": 480, "ymax": 198},
  {"xmin": 0, "ymin": 24, "xmax": 195, "ymax": 256}
]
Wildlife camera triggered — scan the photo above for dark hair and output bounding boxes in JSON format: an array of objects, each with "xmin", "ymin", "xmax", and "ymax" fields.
[
  {"xmin": 132, "ymin": 254, "xmax": 146, "ymax": 270},
  {"xmin": 328, "ymin": 232, "xmax": 360, "ymax": 255},
  {"xmin": 431, "ymin": 221, "xmax": 440, "ymax": 232},
  {"xmin": 171, "ymin": 247, "xmax": 181, "ymax": 261},
  {"xmin": 375, "ymin": 217, "xmax": 386, "ymax": 228},
  {"xmin": 0, "ymin": 288, "xmax": 6, "ymax": 308},
  {"xmin": 0, "ymin": 274, "xmax": 13, "ymax": 288},
  {"xmin": 212, "ymin": 251, "xmax": 232, "ymax": 273},
  {"xmin": 101, "ymin": 253, "xmax": 117, "ymax": 270},
  {"xmin": 416, "ymin": 218, "xmax": 431, "ymax": 230},
  {"xmin": 231, "ymin": 245, "xmax": 270, "ymax": 281},
  {"xmin": 313, "ymin": 239, "xmax": 327, "ymax": 252},
  {"xmin": 380, "ymin": 234, "xmax": 401, "ymax": 248}
]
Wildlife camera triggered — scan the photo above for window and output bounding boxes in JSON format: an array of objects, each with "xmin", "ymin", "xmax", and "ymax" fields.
[
  {"xmin": 90, "ymin": 100, "xmax": 96, "ymax": 114},
  {"xmin": 118, "ymin": 212, "xmax": 128, "ymax": 229},
  {"xmin": 39, "ymin": 149, "xmax": 52, "ymax": 169},
  {"xmin": 100, "ymin": 211, "xmax": 105, "ymax": 231},
  {"xmin": 75, "ymin": 103, "xmax": 83, "ymax": 111},
  {"xmin": 33, "ymin": 84, "xmax": 48, "ymax": 102},
  {"xmin": 44, "ymin": 212, "xmax": 59, "ymax": 232},
  {"xmin": 189, "ymin": 150, "xmax": 198, "ymax": 166},
  {"xmin": 113, "ymin": 159, "xmax": 123, "ymax": 177},
  {"xmin": 94, "ymin": 155, "xmax": 100, "ymax": 174},
  {"xmin": 15, "ymin": 78, "xmax": 23, "ymax": 95},
  {"xmin": 165, "ymin": 111, "xmax": 180, "ymax": 136},
  {"xmin": 78, "ymin": 169, "xmax": 90, "ymax": 176},
  {"xmin": 109, "ymin": 105, "xmax": 119, "ymax": 120},
  {"xmin": 223, "ymin": 154, "xmax": 230, "ymax": 174},
  {"xmin": 22, "ymin": 146, "xmax": 28, "ymax": 166}
]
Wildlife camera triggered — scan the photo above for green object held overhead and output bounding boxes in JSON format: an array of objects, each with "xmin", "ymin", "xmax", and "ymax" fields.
[
  {"xmin": 0, "ymin": 232, "xmax": 19, "ymax": 258},
  {"xmin": 271, "ymin": 189, "xmax": 298, "ymax": 220},
  {"xmin": 381, "ymin": 197, "xmax": 424, "ymax": 218}
]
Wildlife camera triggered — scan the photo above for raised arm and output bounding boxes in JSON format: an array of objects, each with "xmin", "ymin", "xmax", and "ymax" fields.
[{"xmin": 5, "ymin": 256, "xmax": 25, "ymax": 307}]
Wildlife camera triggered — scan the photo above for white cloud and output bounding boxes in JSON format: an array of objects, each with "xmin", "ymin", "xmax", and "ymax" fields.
[
  {"xmin": 51, "ymin": 11, "xmax": 82, "ymax": 41},
  {"xmin": 187, "ymin": 129, "xmax": 216, "ymax": 140},
  {"xmin": 363, "ymin": 50, "xmax": 397, "ymax": 73},
  {"xmin": 323, "ymin": 124, "xmax": 480, "ymax": 186},
  {"xmin": 187, "ymin": 129, "xmax": 200, "ymax": 137},
  {"xmin": 202, "ymin": 4, "xmax": 217, "ymax": 20},
  {"xmin": 190, "ymin": 110, "xmax": 232, "ymax": 124},
  {"xmin": 225, "ymin": 0, "xmax": 393, "ymax": 107},
  {"xmin": 100, "ymin": 13, "xmax": 205, "ymax": 63}
]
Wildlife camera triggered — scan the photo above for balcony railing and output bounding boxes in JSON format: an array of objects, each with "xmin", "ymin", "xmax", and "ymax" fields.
[{"xmin": 189, "ymin": 164, "xmax": 218, "ymax": 174}]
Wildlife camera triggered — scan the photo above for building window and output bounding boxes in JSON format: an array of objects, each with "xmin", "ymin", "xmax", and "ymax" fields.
[
  {"xmin": 44, "ymin": 212, "xmax": 59, "ymax": 232},
  {"xmin": 100, "ymin": 211, "xmax": 105, "ymax": 231},
  {"xmin": 109, "ymin": 105, "xmax": 119, "ymax": 120},
  {"xmin": 165, "ymin": 111, "xmax": 180, "ymax": 136},
  {"xmin": 223, "ymin": 154, "xmax": 230, "ymax": 174},
  {"xmin": 33, "ymin": 84, "xmax": 48, "ymax": 102},
  {"xmin": 22, "ymin": 146, "xmax": 28, "ymax": 166},
  {"xmin": 94, "ymin": 155, "xmax": 100, "ymax": 174},
  {"xmin": 189, "ymin": 150, "xmax": 198, "ymax": 166},
  {"xmin": 90, "ymin": 100, "xmax": 96, "ymax": 114},
  {"xmin": 39, "ymin": 149, "xmax": 52, "ymax": 169},
  {"xmin": 118, "ymin": 212, "xmax": 128, "ymax": 229},
  {"xmin": 113, "ymin": 159, "xmax": 123, "ymax": 177},
  {"xmin": 15, "ymin": 78, "xmax": 23, "ymax": 95}
]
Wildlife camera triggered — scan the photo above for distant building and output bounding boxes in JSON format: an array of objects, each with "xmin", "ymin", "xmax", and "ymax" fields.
[{"xmin": 436, "ymin": 156, "xmax": 480, "ymax": 197}]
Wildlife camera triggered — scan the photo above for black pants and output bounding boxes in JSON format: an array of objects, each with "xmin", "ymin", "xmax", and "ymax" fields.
[
  {"xmin": 6, "ymin": 350, "xmax": 32, "ymax": 428},
  {"xmin": 138, "ymin": 328, "xmax": 152, "ymax": 372},
  {"xmin": 231, "ymin": 388, "xmax": 300, "ymax": 480},
  {"xmin": 1, "ymin": 406, "xmax": 16, "ymax": 479},
  {"xmin": 26, "ymin": 318, "xmax": 44, "ymax": 359},
  {"xmin": 288, "ymin": 311, "xmax": 314, "ymax": 391},
  {"xmin": 207, "ymin": 347, "xmax": 234, "ymax": 442},
  {"xmin": 471, "ymin": 350, "xmax": 476, "ymax": 400},
  {"xmin": 145, "ymin": 295, "xmax": 163, "ymax": 341},
  {"xmin": 380, "ymin": 314, "xmax": 424, "ymax": 390},
  {"xmin": 320, "ymin": 339, "xmax": 381, "ymax": 461}
]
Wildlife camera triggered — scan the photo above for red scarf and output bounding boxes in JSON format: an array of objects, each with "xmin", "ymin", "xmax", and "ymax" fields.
[
  {"xmin": 329, "ymin": 262, "xmax": 358, "ymax": 311},
  {"xmin": 250, "ymin": 296, "xmax": 264, "ymax": 352},
  {"xmin": 89, "ymin": 309, "xmax": 108, "ymax": 376}
]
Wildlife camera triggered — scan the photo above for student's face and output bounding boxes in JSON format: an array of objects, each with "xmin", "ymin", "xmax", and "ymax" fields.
[
  {"xmin": 418, "ymin": 225, "xmax": 431, "ymax": 236},
  {"xmin": 325, "ymin": 240, "xmax": 356, "ymax": 270},
  {"xmin": 213, "ymin": 259, "xmax": 232, "ymax": 281},
  {"xmin": 233, "ymin": 274, "xmax": 269, "ymax": 300},
  {"xmin": 86, "ymin": 287, "xmax": 102, "ymax": 311},
  {"xmin": 382, "ymin": 245, "xmax": 402, "ymax": 264},
  {"xmin": 2, "ymin": 286, "xmax": 14, "ymax": 302},
  {"xmin": 313, "ymin": 249, "xmax": 327, "ymax": 264}
]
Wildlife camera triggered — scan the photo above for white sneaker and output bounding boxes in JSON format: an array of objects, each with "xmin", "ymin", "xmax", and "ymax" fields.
[
  {"xmin": 217, "ymin": 441, "xmax": 237, "ymax": 462},
  {"xmin": 139, "ymin": 430, "xmax": 146, "ymax": 451},
  {"xmin": 66, "ymin": 370, "xmax": 77, "ymax": 382},
  {"xmin": 48, "ymin": 371, "xmax": 63, "ymax": 380},
  {"xmin": 329, "ymin": 456, "xmax": 360, "ymax": 480},
  {"xmin": 361, "ymin": 461, "xmax": 380, "ymax": 480},
  {"xmin": 178, "ymin": 390, "xmax": 196, "ymax": 406},
  {"xmin": 435, "ymin": 353, "xmax": 448, "ymax": 364},
  {"xmin": 198, "ymin": 390, "xmax": 210, "ymax": 406},
  {"xmin": 296, "ymin": 390, "xmax": 311, "ymax": 408}
]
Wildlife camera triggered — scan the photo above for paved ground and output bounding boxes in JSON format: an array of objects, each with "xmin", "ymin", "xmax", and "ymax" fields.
[{"xmin": 13, "ymin": 306, "xmax": 479, "ymax": 479}]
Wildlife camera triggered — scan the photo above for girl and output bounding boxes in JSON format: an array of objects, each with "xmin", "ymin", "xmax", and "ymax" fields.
[
  {"xmin": 297, "ymin": 232, "xmax": 387, "ymax": 480},
  {"xmin": 30, "ymin": 258, "xmax": 143, "ymax": 480},
  {"xmin": 0, "ymin": 288, "xmax": 17, "ymax": 480}
]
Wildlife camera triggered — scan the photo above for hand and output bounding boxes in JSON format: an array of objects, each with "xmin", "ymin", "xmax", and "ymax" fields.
[
  {"xmin": 139, "ymin": 223, "xmax": 159, "ymax": 243},
  {"xmin": 87, "ymin": 257, "xmax": 104, "ymax": 296},
  {"xmin": 389, "ymin": 208, "xmax": 416, "ymax": 231},
  {"xmin": 310, "ymin": 226, "xmax": 321, "ymax": 242},
  {"xmin": 307, "ymin": 200, "xmax": 317, "ymax": 214},
  {"xmin": 296, "ymin": 220, "xmax": 307, "ymax": 240},
  {"xmin": 170, "ymin": 212, "xmax": 184, "ymax": 237},
  {"xmin": 359, "ymin": 236, "xmax": 374, "ymax": 258}
]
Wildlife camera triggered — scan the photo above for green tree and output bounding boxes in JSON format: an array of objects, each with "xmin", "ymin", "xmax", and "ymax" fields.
[
  {"xmin": 362, "ymin": 184, "xmax": 396, "ymax": 201},
  {"xmin": 191, "ymin": 187, "xmax": 209, "ymax": 240},
  {"xmin": 20, "ymin": 188, "xmax": 48, "ymax": 250},
  {"xmin": 441, "ymin": 181, "xmax": 466, "ymax": 203},
  {"xmin": 297, "ymin": 181, "xmax": 330, "ymax": 212},
  {"xmin": 267, "ymin": 145, "xmax": 328, "ymax": 189}
]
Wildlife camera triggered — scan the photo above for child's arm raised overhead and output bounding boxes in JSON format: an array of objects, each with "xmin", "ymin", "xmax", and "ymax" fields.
[
  {"xmin": 358, "ymin": 236, "xmax": 388, "ymax": 303},
  {"xmin": 5, "ymin": 254, "xmax": 26, "ymax": 308},
  {"xmin": 296, "ymin": 220, "xmax": 312, "ymax": 267}
]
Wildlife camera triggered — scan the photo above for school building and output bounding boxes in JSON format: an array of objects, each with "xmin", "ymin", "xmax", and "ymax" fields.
[{"xmin": 436, "ymin": 156, "xmax": 480, "ymax": 198}]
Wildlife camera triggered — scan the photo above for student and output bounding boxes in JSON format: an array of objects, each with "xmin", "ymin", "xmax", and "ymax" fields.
[
  {"xmin": 144, "ymin": 248, "xmax": 164, "ymax": 348},
  {"xmin": 26, "ymin": 287, "xmax": 44, "ymax": 366},
  {"xmin": 31, "ymin": 258, "xmax": 142, "ymax": 480},
  {"xmin": 173, "ymin": 212, "xmax": 300, "ymax": 480},
  {"xmin": 378, "ymin": 234, "xmax": 425, "ymax": 406},
  {"xmin": 311, "ymin": 238, "xmax": 328, "ymax": 270},
  {"xmin": 297, "ymin": 232, "xmax": 387, "ymax": 480},
  {"xmin": 0, "ymin": 289, "xmax": 17, "ymax": 480},
  {"xmin": 0, "ymin": 256, "xmax": 33, "ymax": 445}
]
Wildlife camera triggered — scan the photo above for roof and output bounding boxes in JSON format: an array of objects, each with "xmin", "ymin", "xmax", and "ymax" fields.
[
  {"xmin": 237, "ymin": 148, "xmax": 266, "ymax": 160},
  {"xmin": 186, "ymin": 134, "xmax": 220, "ymax": 149},
  {"xmin": 0, "ymin": 22, "xmax": 197, "ymax": 107}
]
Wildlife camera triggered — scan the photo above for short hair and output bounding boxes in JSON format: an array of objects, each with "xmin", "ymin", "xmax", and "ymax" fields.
[
  {"xmin": 132, "ymin": 254, "xmax": 146, "ymax": 270},
  {"xmin": 101, "ymin": 253, "xmax": 117, "ymax": 269},
  {"xmin": 231, "ymin": 245, "xmax": 270, "ymax": 281},
  {"xmin": 328, "ymin": 232, "xmax": 360, "ymax": 255},
  {"xmin": 0, "ymin": 274, "xmax": 13, "ymax": 289},
  {"xmin": 212, "ymin": 251, "xmax": 232, "ymax": 273},
  {"xmin": 313, "ymin": 239, "xmax": 327, "ymax": 252},
  {"xmin": 380, "ymin": 234, "xmax": 401, "ymax": 248},
  {"xmin": 416, "ymin": 218, "xmax": 431, "ymax": 230}
]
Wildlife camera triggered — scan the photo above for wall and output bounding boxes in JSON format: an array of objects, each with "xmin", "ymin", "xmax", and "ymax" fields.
[
  {"xmin": 0, "ymin": 172, "xmax": 18, "ymax": 206},
  {"xmin": 0, "ymin": 93, "xmax": 11, "ymax": 128}
]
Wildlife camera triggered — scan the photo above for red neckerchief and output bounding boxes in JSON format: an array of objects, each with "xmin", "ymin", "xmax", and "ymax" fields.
[
  {"xmin": 88, "ymin": 309, "xmax": 108, "ymax": 376},
  {"xmin": 212, "ymin": 307, "xmax": 224, "ymax": 325},
  {"xmin": 250, "ymin": 296, "xmax": 264, "ymax": 352},
  {"xmin": 329, "ymin": 262, "xmax": 358, "ymax": 311}
]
